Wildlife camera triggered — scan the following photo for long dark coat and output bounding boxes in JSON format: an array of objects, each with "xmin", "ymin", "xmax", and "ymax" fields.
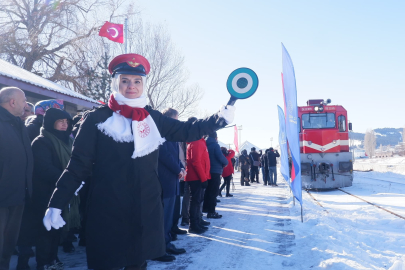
[
  {"xmin": 158, "ymin": 141, "xmax": 183, "ymax": 199},
  {"xmin": 48, "ymin": 105, "xmax": 225, "ymax": 269},
  {"xmin": 0, "ymin": 106, "xmax": 33, "ymax": 207},
  {"xmin": 31, "ymin": 135, "xmax": 65, "ymax": 224}
]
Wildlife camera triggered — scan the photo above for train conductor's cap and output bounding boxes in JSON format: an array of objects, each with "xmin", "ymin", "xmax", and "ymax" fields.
[{"xmin": 108, "ymin": 54, "xmax": 151, "ymax": 77}]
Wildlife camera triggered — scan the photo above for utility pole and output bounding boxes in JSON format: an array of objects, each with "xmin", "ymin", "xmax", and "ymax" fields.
[
  {"xmin": 124, "ymin": 17, "xmax": 128, "ymax": 54},
  {"xmin": 238, "ymin": 125, "xmax": 243, "ymax": 151}
]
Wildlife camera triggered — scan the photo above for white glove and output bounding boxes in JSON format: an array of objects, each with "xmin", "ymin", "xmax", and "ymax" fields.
[
  {"xmin": 43, "ymin": 208, "xmax": 66, "ymax": 231},
  {"xmin": 74, "ymin": 181, "xmax": 85, "ymax": 196},
  {"xmin": 218, "ymin": 105, "xmax": 236, "ymax": 124}
]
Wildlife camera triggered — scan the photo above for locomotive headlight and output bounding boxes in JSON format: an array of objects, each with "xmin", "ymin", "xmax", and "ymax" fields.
[
  {"xmin": 333, "ymin": 140, "xmax": 337, "ymax": 144},
  {"xmin": 314, "ymin": 106, "xmax": 319, "ymax": 112},
  {"xmin": 319, "ymin": 106, "xmax": 324, "ymax": 111},
  {"xmin": 308, "ymin": 141, "xmax": 312, "ymax": 145}
]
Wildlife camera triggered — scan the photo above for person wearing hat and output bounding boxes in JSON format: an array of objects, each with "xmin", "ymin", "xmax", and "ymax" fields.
[
  {"xmin": 42, "ymin": 53, "xmax": 236, "ymax": 270},
  {"xmin": 30, "ymin": 108, "xmax": 74, "ymax": 270},
  {"xmin": 203, "ymin": 132, "xmax": 228, "ymax": 219},
  {"xmin": 267, "ymin": 147, "xmax": 280, "ymax": 186},
  {"xmin": 25, "ymin": 99, "xmax": 64, "ymax": 142},
  {"xmin": 249, "ymin": 147, "xmax": 261, "ymax": 183},
  {"xmin": 239, "ymin": 150, "xmax": 251, "ymax": 186}
]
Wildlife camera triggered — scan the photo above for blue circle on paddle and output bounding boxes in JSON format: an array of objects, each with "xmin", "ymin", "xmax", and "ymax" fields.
[{"xmin": 226, "ymin": 68, "xmax": 259, "ymax": 99}]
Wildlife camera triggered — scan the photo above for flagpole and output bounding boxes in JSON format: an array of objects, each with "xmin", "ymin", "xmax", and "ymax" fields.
[
  {"xmin": 301, "ymin": 205, "xmax": 303, "ymax": 223},
  {"xmin": 124, "ymin": 17, "xmax": 128, "ymax": 54}
]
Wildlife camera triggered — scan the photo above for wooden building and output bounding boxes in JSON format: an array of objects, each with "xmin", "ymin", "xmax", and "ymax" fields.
[{"xmin": 0, "ymin": 59, "xmax": 99, "ymax": 115}]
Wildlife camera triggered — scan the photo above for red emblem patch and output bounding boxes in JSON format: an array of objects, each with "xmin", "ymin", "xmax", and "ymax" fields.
[{"xmin": 137, "ymin": 121, "xmax": 150, "ymax": 138}]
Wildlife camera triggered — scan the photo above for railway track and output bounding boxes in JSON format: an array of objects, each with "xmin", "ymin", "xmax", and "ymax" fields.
[
  {"xmin": 306, "ymin": 188, "xmax": 405, "ymax": 221},
  {"xmin": 355, "ymin": 175, "xmax": 405, "ymax": 186}
]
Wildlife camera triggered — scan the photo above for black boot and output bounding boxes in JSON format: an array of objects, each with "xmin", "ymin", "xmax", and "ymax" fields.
[
  {"xmin": 188, "ymin": 224, "xmax": 205, "ymax": 234},
  {"xmin": 171, "ymin": 227, "xmax": 187, "ymax": 235},
  {"xmin": 180, "ymin": 218, "xmax": 189, "ymax": 226},
  {"xmin": 152, "ymin": 253, "xmax": 176, "ymax": 262},
  {"xmin": 166, "ymin": 243, "xmax": 186, "ymax": 255},
  {"xmin": 226, "ymin": 194, "xmax": 233, "ymax": 197},
  {"xmin": 207, "ymin": 212, "xmax": 222, "ymax": 219},
  {"xmin": 199, "ymin": 218, "xmax": 210, "ymax": 226}
]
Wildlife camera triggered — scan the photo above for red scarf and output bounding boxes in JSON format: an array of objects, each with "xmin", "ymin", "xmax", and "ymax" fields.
[{"xmin": 108, "ymin": 94, "xmax": 149, "ymax": 121}]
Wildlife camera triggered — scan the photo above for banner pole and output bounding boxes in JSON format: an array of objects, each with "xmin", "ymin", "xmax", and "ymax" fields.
[{"xmin": 301, "ymin": 204, "xmax": 303, "ymax": 223}]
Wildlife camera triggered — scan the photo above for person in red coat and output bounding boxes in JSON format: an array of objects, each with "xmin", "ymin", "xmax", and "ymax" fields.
[
  {"xmin": 185, "ymin": 134, "xmax": 210, "ymax": 234},
  {"xmin": 219, "ymin": 148, "xmax": 235, "ymax": 197}
]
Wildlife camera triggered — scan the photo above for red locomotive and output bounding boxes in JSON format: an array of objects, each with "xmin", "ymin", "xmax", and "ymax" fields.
[{"xmin": 299, "ymin": 99, "xmax": 353, "ymax": 189}]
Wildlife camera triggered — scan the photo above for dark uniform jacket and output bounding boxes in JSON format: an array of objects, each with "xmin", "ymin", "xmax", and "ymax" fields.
[
  {"xmin": 158, "ymin": 140, "xmax": 183, "ymax": 199},
  {"xmin": 25, "ymin": 114, "xmax": 43, "ymax": 142},
  {"xmin": 260, "ymin": 154, "xmax": 269, "ymax": 172},
  {"xmin": 239, "ymin": 154, "xmax": 251, "ymax": 170},
  {"xmin": 0, "ymin": 106, "xmax": 33, "ymax": 207},
  {"xmin": 206, "ymin": 137, "xmax": 228, "ymax": 174},
  {"xmin": 267, "ymin": 150, "xmax": 280, "ymax": 167},
  {"xmin": 249, "ymin": 150, "xmax": 261, "ymax": 168},
  {"xmin": 48, "ymin": 105, "xmax": 226, "ymax": 269}
]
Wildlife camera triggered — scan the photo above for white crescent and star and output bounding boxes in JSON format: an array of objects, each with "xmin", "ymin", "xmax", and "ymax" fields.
[{"xmin": 107, "ymin": 27, "xmax": 119, "ymax": 38}]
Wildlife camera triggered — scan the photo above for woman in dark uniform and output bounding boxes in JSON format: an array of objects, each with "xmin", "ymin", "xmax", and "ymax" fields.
[{"xmin": 42, "ymin": 54, "xmax": 235, "ymax": 270}]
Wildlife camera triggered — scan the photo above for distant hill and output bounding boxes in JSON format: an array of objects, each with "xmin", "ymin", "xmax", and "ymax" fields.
[{"xmin": 350, "ymin": 128, "xmax": 403, "ymax": 147}]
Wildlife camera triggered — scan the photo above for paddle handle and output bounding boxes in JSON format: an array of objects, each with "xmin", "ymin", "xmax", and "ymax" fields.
[{"xmin": 227, "ymin": 96, "xmax": 237, "ymax": 107}]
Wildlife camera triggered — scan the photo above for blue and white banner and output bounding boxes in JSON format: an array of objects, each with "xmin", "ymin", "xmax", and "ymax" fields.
[
  {"xmin": 282, "ymin": 43, "xmax": 302, "ymax": 205},
  {"xmin": 277, "ymin": 106, "xmax": 290, "ymax": 184}
]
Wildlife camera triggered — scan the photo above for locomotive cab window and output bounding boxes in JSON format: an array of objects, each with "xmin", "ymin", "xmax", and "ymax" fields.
[
  {"xmin": 302, "ymin": 113, "xmax": 335, "ymax": 129},
  {"xmin": 338, "ymin": 115, "xmax": 346, "ymax": 132}
]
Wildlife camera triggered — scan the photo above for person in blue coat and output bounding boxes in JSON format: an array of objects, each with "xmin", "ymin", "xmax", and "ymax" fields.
[
  {"xmin": 157, "ymin": 108, "xmax": 187, "ymax": 262},
  {"xmin": 203, "ymin": 132, "xmax": 228, "ymax": 219}
]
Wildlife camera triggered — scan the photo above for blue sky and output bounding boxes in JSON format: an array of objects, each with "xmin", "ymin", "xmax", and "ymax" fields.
[{"xmin": 135, "ymin": 0, "xmax": 405, "ymax": 149}]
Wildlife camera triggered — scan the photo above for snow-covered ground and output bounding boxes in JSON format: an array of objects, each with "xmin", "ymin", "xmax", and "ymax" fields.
[
  {"xmin": 295, "ymin": 171, "xmax": 405, "ymax": 269},
  {"xmin": 354, "ymin": 157, "xmax": 405, "ymax": 175},
  {"xmin": 9, "ymin": 171, "xmax": 405, "ymax": 269}
]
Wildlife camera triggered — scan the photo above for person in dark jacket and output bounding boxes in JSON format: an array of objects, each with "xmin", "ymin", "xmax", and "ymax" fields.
[
  {"xmin": 157, "ymin": 108, "xmax": 186, "ymax": 262},
  {"xmin": 31, "ymin": 108, "xmax": 74, "ymax": 270},
  {"xmin": 0, "ymin": 87, "xmax": 33, "ymax": 270},
  {"xmin": 249, "ymin": 147, "xmax": 261, "ymax": 183},
  {"xmin": 42, "ymin": 54, "xmax": 235, "ymax": 270},
  {"xmin": 239, "ymin": 150, "xmax": 251, "ymax": 186},
  {"xmin": 203, "ymin": 132, "xmax": 228, "ymax": 219},
  {"xmin": 219, "ymin": 147, "xmax": 235, "ymax": 197},
  {"xmin": 267, "ymin": 147, "xmax": 280, "ymax": 186},
  {"xmin": 261, "ymin": 149, "xmax": 270, "ymax": 185},
  {"xmin": 25, "ymin": 99, "xmax": 64, "ymax": 142}
]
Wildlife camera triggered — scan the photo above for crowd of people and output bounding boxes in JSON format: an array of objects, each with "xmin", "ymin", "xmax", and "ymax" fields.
[
  {"xmin": 0, "ymin": 53, "xmax": 281, "ymax": 270},
  {"xmin": 0, "ymin": 53, "xmax": 239, "ymax": 270},
  {"xmin": 236, "ymin": 147, "xmax": 280, "ymax": 187}
]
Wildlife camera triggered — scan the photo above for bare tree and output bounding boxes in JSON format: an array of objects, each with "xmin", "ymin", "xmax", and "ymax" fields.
[
  {"xmin": 364, "ymin": 129, "xmax": 376, "ymax": 158},
  {"xmin": 122, "ymin": 19, "xmax": 203, "ymax": 118},
  {"xmin": 0, "ymin": 0, "xmax": 131, "ymax": 93}
]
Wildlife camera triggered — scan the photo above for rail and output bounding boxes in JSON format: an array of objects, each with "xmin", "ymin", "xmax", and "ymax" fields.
[{"xmin": 306, "ymin": 189, "xmax": 405, "ymax": 221}]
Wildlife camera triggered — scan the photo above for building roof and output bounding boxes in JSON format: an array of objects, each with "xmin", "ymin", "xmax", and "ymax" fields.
[
  {"xmin": 239, "ymin": 141, "xmax": 262, "ymax": 152},
  {"xmin": 0, "ymin": 59, "xmax": 98, "ymax": 104}
]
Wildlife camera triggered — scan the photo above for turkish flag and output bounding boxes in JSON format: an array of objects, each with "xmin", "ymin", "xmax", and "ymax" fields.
[{"xmin": 99, "ymin": 21, "xmax": 124, "ymax": 43}]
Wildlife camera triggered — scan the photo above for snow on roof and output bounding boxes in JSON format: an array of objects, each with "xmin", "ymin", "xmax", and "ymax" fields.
[
  {"xmin": 239, "ymin": 141, "xmax": 262, "ymax": 152},
  {"xmin": 0, "ymin": 59, "xmax": 98, "ymax": 104}
]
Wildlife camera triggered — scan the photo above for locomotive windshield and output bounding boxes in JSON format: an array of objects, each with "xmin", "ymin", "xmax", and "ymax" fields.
[{"xmin": 302, "ymin": 113, "xmax": 335, "ymax": 129}]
